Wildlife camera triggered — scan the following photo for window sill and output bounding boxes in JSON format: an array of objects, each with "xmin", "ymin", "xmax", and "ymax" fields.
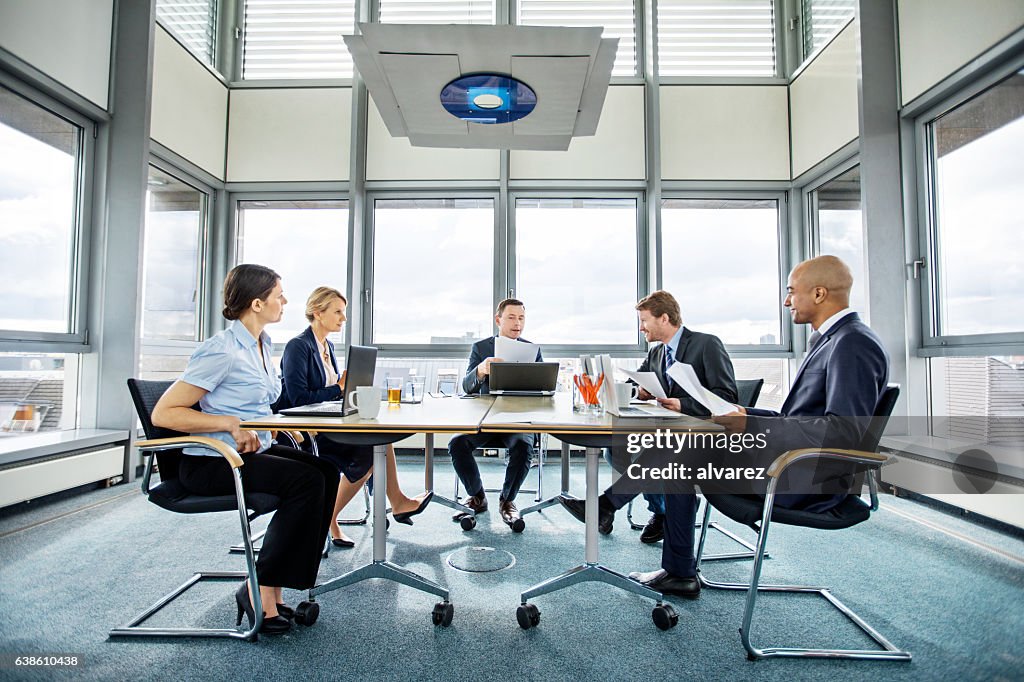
[{"xmin": 0, "ymin": 429, "xmax": 130, "ymax": 467}]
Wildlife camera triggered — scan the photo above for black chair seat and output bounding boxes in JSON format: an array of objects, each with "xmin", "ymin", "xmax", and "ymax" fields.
[
  {"xmin": 707, "ymin": 493, "xmax": 871, "ymax": 531},
  {"xmin": 148, "ymin": 479, "xmax": 280, "ymax": 516}
]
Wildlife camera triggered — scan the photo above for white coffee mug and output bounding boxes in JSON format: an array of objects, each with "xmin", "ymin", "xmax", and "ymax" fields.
[
  {"xmin": 614, "ymin": 381, "xmax": 638, "ymax": 405},
  {"xmin": 349, "ymin": 385, "xmax": 382, "ymax": 419}
]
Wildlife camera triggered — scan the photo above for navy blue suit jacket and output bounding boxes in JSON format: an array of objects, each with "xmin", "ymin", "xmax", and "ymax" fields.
[
  {"xmin": 278, "ymin": 326, "xmax": 343, "ymax": 409},
  {"xmin": 462, "ymin": 336, "xmax": 543, "ymax": 395},
  {"xmin": 746, "ymin": 312, "xmax": 889, "ymax": 510}
]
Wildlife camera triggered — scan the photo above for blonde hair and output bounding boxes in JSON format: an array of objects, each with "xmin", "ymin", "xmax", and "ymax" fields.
[{"xmin": 304, "ymin": 286, "xmax": 347, "ymax": 323}]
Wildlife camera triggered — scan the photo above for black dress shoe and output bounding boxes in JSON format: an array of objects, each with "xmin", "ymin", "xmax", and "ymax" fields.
[
  {"xmin": 628, "ymin": 569, "xmax": 700, "ymax": 599},
  {"xmin": 235, "ymin": 582, "xmax": 294, "ymax": 634},
  {"xmin": 393, "ymin": 491, "xmax": 434, "ymax": 525},
  {"xmin": 277, "ymin": 603, "xmax": 294, "ymax": 621},
  {"xmin": 557, "ymin": 494, "xmax": 614, "ymax": 535},
  {"xmin": 452, "ymin": 492, "xmax": 487, "ymax": 521},
  {"xmin": 639, "ymin": 513, "xmax": 665, "ymax": 544},
  {"xmin": 331, "ymin": 536, "xmax": 355, "ymax": 548},
  {"xmin": 499, "ymin": 497, "xmax": 525, "ymax": 533}
]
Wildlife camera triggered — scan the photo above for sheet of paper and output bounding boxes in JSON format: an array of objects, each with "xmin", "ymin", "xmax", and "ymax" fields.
[
  {"xmin": 666, "ymin": 363, "xmax": 736, "ymax": 416},
  {"xmin": 495, "ymin": 336, "xmax": 540, "ymax": 363},
  {"xmin": 618, "ymin": 368, "xmax": 668, "ymax": 400},
  {"xmin": 486, "ymin": 411, "xmax": 564, "ymax": 425}
]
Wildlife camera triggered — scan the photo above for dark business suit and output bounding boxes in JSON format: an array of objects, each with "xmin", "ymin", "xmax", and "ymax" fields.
[
  {"xmin": 660, "ymin": 312, "xmax": 888, "ymax": 578},
  {"xmin": 279, "ymin": 327, "xmax": 373, "ymax": 482},
  {"xmin": 450, "ymin": 336, "xmax": 542, "ymax": 501},
  {"xmin": 606, "ymin": 328, "xmax": 738, "ymax": 514}
]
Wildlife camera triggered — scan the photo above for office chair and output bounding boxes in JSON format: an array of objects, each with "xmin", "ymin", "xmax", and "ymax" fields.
[
  {"xmin": 453, "ymin": 433, "xmax": 548, "ymax": 530},
  {"xmin": 110, "ymin": 379, "xmax": 318, "ymax": 642},
  {"xmin": 627, "ymin": 378, "xmax": 766, "ymax": 563},
  {"xmin": 696, "ymin": 385, "xmax": 912, "ymax": 662}
]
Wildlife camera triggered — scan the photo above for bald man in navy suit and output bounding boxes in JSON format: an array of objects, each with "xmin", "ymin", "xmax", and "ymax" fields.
[{"xmin": 630, "ymin": 255, "xmax": 890, "ymax": 598}]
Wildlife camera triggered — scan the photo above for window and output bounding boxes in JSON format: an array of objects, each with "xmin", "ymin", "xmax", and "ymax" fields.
[
  {"xmin": 371, "ymin": 198, "xmax": 494, "ymax": 345},
  {"xmin": 0, "ymin": 85, "xmax": 83, "ymax": 338},
  {"xmin": 141, "ymin": 166, "xmax": 208, "ymax": 342},
  {"xmin": 657, "ymin": 0, "xmax": 776, "ymax": 77},
  {"xmin": 156, "ymin": 0, "xmax": 218, "ymax": 66},
  {"xmin": 660, "ymin": 198, "xmax": 782, "ymax": 346},
  {"xmin": 811, "ymin": 165, "xmax": 867, "ymax": 317},
  {"xmin": 513, "ymin": 197, "xmax": 639, "ymax": 345},
  {"xmin": 518, "ymin": 0, "xmax": 636, "ymax": 78},
  {"xmin": 379, "ymin": 0, "xmax": 494, "ymax": 24},
  {"xmin": 800, "ymin": 0, "xmax": 855, "ymax": 59},
  {"xmin": 236, "ymin": 200, "xmax": 349, "ymax": 342},
  {"xmin": 0, "ymin": 353, "xmax": 80, "ymax": 432},
  {"xmin": 926, "ymin": 69, "xmax": 1024, "ymax": 339},
  {"xmin": 242, "ymin": 0, "xmax": 356, "ymax": 79}
]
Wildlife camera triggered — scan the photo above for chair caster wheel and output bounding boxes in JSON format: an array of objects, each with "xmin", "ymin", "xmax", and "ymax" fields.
[
  {"xmin": 294, "ymin": 600, "xmax": 319, "ymax": 626},
  {"xmin": 431, "ymin": 601, "xmax": 454, "ymax": 627},
  {"xmin": 510, "ymin": 518, "xmax": 525, "ymax": 533},
  {"xmin": 652, "ymin": 603, "xmax": 677, "ymax": 630},
  {"xmin": 516, "ymin": 603, "xmax": 540, "ymax": 629},
  {"xmin": 460, "ymin": 515, "xmax": 476, "ymax": 531}
]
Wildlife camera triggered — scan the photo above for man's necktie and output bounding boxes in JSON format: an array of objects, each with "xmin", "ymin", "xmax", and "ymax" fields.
[{"xmin": 663, "ymin": 345, "xmax": 675, "ymax": 390}]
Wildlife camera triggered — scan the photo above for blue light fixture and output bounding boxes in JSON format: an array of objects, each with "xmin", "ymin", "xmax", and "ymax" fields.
[{"xmin": 440, "ymin": 74, "xmax": 537, "ymax": 125}]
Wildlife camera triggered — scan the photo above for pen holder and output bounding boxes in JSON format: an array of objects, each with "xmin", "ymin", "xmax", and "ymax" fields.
[{"xmin": 572, "ymin": 373, "xmax": 604, "ymax": 416}]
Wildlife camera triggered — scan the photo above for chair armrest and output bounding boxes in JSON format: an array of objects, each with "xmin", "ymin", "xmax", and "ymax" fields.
[
  {"xmin": 766, "ymin": 448, "xmax": 890, "ymax": 479},
  {"xmin": 135, "ymin": 436, "xmax": 243, "ymax": 469}
]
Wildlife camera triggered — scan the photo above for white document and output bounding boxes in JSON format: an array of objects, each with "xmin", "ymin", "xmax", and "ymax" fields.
[
  {"xmin": 666, "ymin": 363, "xmax": 737, "ymax": 416},
  {"xmin": 486, "ymin": 411, "xmax": 564, "ymax": 425},
  {"xmin": 617, "ymin": 368, "xmax": 668, "ymax": 400},
  {"xmin": 495, "ymin": 336, "xmax": 540, "ymax": 363}
]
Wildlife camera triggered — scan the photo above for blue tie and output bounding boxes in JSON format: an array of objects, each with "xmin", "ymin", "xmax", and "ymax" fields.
[{"xmin": 663, "ymin": 346, "xmax": 675, "ymax": 390}]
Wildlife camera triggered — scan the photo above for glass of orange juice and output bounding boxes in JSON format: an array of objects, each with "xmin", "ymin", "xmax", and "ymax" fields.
[{"xmin": 386, "ymin": 376, "xmax": 403, "ymax": 404}]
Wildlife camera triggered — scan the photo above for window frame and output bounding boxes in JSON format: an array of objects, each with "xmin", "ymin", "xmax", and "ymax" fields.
[
  {"xmin": 0, "ymin": 74, "xmax": 96, "ymax": 353},
  {"xmin": 363, "ymin": 190, "xmax": 501, "ymax": 356},
  {"xmin": 915, "ymin": 55, "xmax": 1024, "ymax": 357},
  {"xmin": 508, "ymin": 190, "xmax": 648, "ymax": 355},
  {"xmin": 657, "ymin": 190, "xmax": 791, "ymax": 356},
  {"xmin": 802, "ymin": 154, "xmax": 858, "ymax": 259}
]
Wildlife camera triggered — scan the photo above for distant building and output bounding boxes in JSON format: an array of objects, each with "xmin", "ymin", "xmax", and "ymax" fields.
[{"xmin": 759, "ymin": 334, "xmax": 777, "ymax": 345}]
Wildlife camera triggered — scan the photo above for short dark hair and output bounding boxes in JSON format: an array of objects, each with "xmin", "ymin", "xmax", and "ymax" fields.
[
  {"xmin": 222, "ymin": 264, "xmax": 280, "ymax": 320},
  {"xmin": 495, "ymin": 298, "xmax": 525, "ymax": 316},
  {"xmin": 636, "ymin": 290, "xmax": 681, "ymax": 326}
]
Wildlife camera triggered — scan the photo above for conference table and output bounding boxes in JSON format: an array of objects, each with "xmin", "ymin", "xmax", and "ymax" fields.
[{"xmin": 243, "ymin": 393, "xmax": 719, "ymax": 630}]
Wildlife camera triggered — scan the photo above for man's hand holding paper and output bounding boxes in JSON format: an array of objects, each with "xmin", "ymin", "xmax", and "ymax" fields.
[{"xmin": 665, "ymin": 362, "xmax": 737, "ymax": 416}]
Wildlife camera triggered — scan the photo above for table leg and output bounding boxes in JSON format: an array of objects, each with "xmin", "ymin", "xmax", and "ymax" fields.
[
  {"xmin": 310, "ymin": 442, "xmax": 452, "ymax": 620},
  {"xmin": 521, "ymin": 441, "xmax": 575, "ymax": 516},
  {"xmin": 517, "ymin": 447, "xmax": 673, "ymax": 629}
]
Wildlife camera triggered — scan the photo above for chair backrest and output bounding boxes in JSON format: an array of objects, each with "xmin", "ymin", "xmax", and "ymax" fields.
[
  {"xmin": 735, "ymin": 378, "xmax": 764, "ymax": 409},
  {"xmin": 127, "ymin": 378, "xmax": 188, "ymax": 482},
  {"xmin": 858, "ymin": 384, "xmax": 900, "ymax": 453}
]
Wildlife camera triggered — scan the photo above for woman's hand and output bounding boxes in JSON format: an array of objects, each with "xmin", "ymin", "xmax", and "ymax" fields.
[
  {"xmin": 225, "ymin": 416, "xmax": 260, "ymax": 453},
  {"xmin": 337, "ymin": 369, "xmax": 347, "ymax": 389}
]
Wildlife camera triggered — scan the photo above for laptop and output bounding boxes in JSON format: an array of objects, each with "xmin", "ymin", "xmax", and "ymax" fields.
[
  {"xmin": 596, "ymin": 354, "xmax": 683, "ymax": 419},
  {"xmin": 280, "ymin": 345, "xmax": 378, "ymax": 417},
  {"xmin": 489, "ymin": 362, "xmax": 559, "ymax": 396}
]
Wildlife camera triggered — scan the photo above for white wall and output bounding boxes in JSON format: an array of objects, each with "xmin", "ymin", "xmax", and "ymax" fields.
[
  {"xmin": 898, "ymin": 0, "xmax": 1024, "ymax": 106},
  {"xmin": 789, "ymin": 21, "xmax": 860, "ymax": 178},
  {"xmin": 151, "ymin": 27, "xmax": 228, "ymax": 180},
  {"xmin": 510, "ymin": 85, "xmax": 646, "ymax": 180},
  {"xmin": 227, "ymin": 88, "xmax": 352, "ymax": 182},
  {"xmin": 0, "ymin": 0, "xmax": 113, "ymax": 108},
  {"xmin": 365, "ymin": 95, "xmax": 499, "ymax": 181},
  {"xmin": 660, "ymin": 85, "xmax": 789, "ymax": 180}
]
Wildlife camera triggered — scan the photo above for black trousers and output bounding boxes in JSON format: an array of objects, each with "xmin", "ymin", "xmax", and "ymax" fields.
[
  {"xmin": 179, "ymin": 445, "xmax": 340, "ymax": 590},
  {"xmin": 449, "ymin": 432, "xmax": 533, "ymax": 501}
]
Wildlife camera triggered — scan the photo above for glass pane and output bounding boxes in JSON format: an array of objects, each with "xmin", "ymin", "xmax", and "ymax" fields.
[
  {"xmin": 380, "ymin": 0, "xmax": 494, "ymax": 24},
  {"xmin": 373, "ymin": 198, "xmax": 493, "ymax": 344},
  {"xmin": 657, "ymin": 0, "xmax": 776, "ymax": 77},
  {"xmin": 237, "ymin": 200, "xmax": 349, "ymax": 343},
  {"xmin": 930, "ymin": 70, "xmax": 1024, "ymax": 336},
  {"xmin": 0, "ymin": 86, "xmax": 80, "ymax": 334},
  {"xmin": 0, "ymin": 353, "xmax": 79, "ymax": 432},
  {"xmin": 515, "ymin": 198, "xmax": 638, "ymax": 344},
  {"xmin": 800, "ymin": 0, "xmax": 855, "ymax": 58},
  {"xmin": 732, "ymin": 357, "xmax": 789, "ymax": 411},
  {"xmin": 661, "ymin": 199, "xmax": 782, "ymax": 345},
  {"xmin": 814, "ymin": 165, "xmax": 867, "ymax": 318},
  {"xmin": 156, "ymin": 0, "xmax": 217, "ymax": 65},
  {"xmin": 243, "ymin": 0, "xmax": 356, "ymax": 79},
  {"xmin": 141, "ymin": 167, "xmax": 205, "ymax": 341},
  {"xmin": 518, "ymin": 0, "xmax": 636, "ymax": 77}
]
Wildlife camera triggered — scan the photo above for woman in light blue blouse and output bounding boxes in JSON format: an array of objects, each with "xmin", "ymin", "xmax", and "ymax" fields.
[{"xmin": 153, "ymin": 264, "xmax": 339, "ymax": 636}]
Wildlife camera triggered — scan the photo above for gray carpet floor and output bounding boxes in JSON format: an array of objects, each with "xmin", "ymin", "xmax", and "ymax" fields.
[{"xmin": 0, "ymin": 455, "xmax": 1022, "ymax": 681}]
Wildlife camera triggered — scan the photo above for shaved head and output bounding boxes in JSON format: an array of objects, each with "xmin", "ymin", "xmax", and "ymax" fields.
[{"xmin": 791, "ymin": 255, "xmax": 853, "ymax": 305}]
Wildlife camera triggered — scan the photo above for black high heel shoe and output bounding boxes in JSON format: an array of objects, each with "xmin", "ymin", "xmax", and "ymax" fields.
[
  {"xmin": 234, "ymin": 582, "xmax": 292, "ymax": 635},
  {"xmin": 392, "ymin": 491, "xmax": 434, "ymax": 525}
]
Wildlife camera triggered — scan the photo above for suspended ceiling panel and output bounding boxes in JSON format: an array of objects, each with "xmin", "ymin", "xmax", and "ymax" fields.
[{"xmin": 345, "ymin": 23, "xmax": 617, "ymax": 150}]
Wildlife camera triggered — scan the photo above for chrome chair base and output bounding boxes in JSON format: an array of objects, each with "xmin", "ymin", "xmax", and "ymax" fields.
[{"xmin": 311, "ymin": 559, "xmax": 449, "ymax": 602}]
